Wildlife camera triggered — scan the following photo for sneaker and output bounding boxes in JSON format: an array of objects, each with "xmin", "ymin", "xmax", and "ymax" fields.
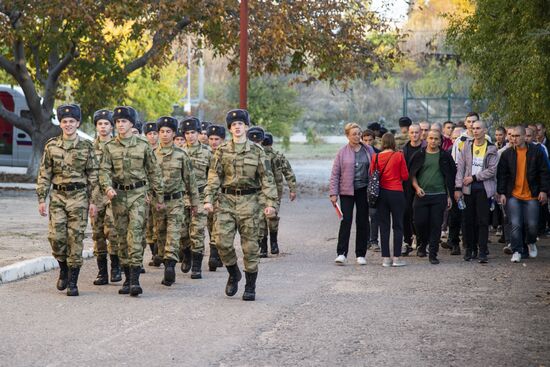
[
  {"xmin": 382, "ymin": 257, "xmax": 392, "ymax": 267},
  {"xmin": 463, "ymin": 250, "xmax": 472, "ymax": 261},
  {"xmin": 416, "ymin": 247, "xmax": 427, "ymax": 258},
  {"xmin": 503, "ymin": 244, "xmax": 513, "ymax": 255},
  {"xmin": 441, "ymin": 230, "xmax": 448, "ymax": 239},
  {"xmin": 528, "ymin": 244, "xmax": 538, "ymax": 258},
  {"xmin": 334, "ymin": 255, "xmax": 346, "ymax": 265},
  {"xmin": 511, "ymin": 252, "xmax": 521, "ymax": 263},
  {"xmin": 495, "ymin": 228, "xmax": 503, "ymax": 237},
  {"xmin": 471, "ymin": 248, "xmax": 478, "ymax": 259},
  {"xmin": 392, "ymin": 258, "xmax": 406, "ymax": 267},
  {"xmin": 372, "ymin": 243, "xmax": 381, "ymax": 252},
  {"xmin": 356, "ymin": 257, "xmax": 367, "ymax": 265},
  {"xmin": 401, "ymin": 245, "xmax": 413, "ymax": 256},
  {"xmin": 429, "ymin": 257, "xmax": 440, "ymax": 265}
]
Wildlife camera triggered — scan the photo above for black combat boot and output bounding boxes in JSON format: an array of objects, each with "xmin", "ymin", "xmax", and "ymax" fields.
[
  {"xmin": 66, "ymin": 267, "xmax": 80, "ymax": 296},
  {"xmin": 180, "ymin": 247, "xmax": 192, "ymax": 273},
  {"xmin": 242, "ymin": 271, "xmax": 258, "ymax": 301},
  {"xmin": 129, "ymin": 266, "xmax": 143, "ymax": 296},
  {"xmin": 416, "ymin": 245, "xmax": 427, "ymax": 257},
  {"xmin": 162, "ymin": 260, "xmax": 177, "ymax": 286},
  {"xmin": 93, "ymin": 255, "xmax": 109, "ymax": 285},
  {"xmin": 110, "ymin": 254, "xmax": 122, "ymax": 282},
  {"xmin": 208, "ymin": 245, "xmax": 223, "ymax": 271},
  {"xmin": 191, "ymin": 252, "xmax": 203, "ymax": 279},
  {"xmin": 450, "ymin": 244, "xmax": 461, "ymax": 255},
  {"xmin": 56, "ymin": 261, "xmax": 69, "ymax": 291},
  {"xmin": 149, "ymin": 243, "xmax": 163, "ymax": 267},
  {"xmin": 118, "ymin": 265, "xmax": 131, "ymax": 294},
  {"xmin": 225, "ymin": 264, "xmax": 242, "ymax": 297},
  {"xmin": 269, "ymin": 231, "xmax": 280, "ymax": 255},
  {"xmin": 259, "ymin": 236, "xmax": 268, "ymax": 258}
]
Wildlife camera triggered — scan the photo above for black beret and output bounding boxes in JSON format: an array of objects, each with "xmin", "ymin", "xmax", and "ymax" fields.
[
  {"xmin": 157, "ymin": 116, "xmax": 178, "ymax": 132},
  {"xmin": 181, "ymin": 116, "xmax": 201, "ymax": 132},
  {"xmin": 93, "ymin": 109, "xmax": 113, "ymax": 126},
  {"xmin": 262, "ymin": 132, "xmax": 274, "ymax": 146},
  {"xmin": 144, "ymin": 122, "xmax": 158, "ymax": 134},
  {"xmin": 226, "ymin": 109, "xmax": 250, "ymax": 127},
  {"xmin": 57, "ymin": 104, "xmax": 81, "ymax": 122},
  {"xmin": 398, "ymin": 116, "xmax": 412, "ymax": 128},
  {"xmin": 113, "ymin": 106, "xmax": 138, "ymax": 125},
  {"xmin": 207, "ymin": 124, "xmax": 226, "ymax": 139},
  {"xmin": 200, "ymin": 121, "xmax": 211, "ymax": 132},
  {"xmin": 367, "ymin": 122, "xmax": 381, "ymax": 131},
  {"xmin": 247, "ymin": 126, "xmax": 265, "ymax": 142}
]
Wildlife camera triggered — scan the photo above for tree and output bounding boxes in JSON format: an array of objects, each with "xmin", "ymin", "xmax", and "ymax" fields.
[
  {"xmin": 446, "ymin": 0, "xmax": 550, "ymax": 123},
  {"xmin": 0, "ymin": 0, "xmax": 397, "ymax": 176}
]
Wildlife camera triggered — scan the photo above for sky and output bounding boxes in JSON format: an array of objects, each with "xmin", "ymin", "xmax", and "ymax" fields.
[{"xmin": 370, "ymin": 0, "xmax": 410, "ymax": 26}]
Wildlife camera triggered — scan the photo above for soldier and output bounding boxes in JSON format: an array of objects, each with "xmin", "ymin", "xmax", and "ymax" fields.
[
  {"xmin": 174, "ymin": 128, "xmax": 186, "ymax": 148},
  {"xmin": 199, "ymin": 121, "xmax": 211, "ymax": 145},
  {"xmin": 180, "ymin": 116, "xmax": 212, "ymax": 279},
  {"xmin": 206, "ymin": 124, "xmax": 226, "ymax": 271},
  {"xmin": 91, "ymin": 109, "xmax": 122, "ymax": 286},
  {"xmin": 131, "ymin": 121, "xmax": 143, "ymax": 135},
  {"xmin": 154, "ymin": 116, "xmax": 200, "ymax": 285},
  {"xmin": 143, "ymin": 121, "xmax": 161, "ymax": 267},
  {"xmin": 395, "ymin": 116, "xmax": 412, "ymax": 149},
  {"xmin": 261, "ymin": 132, "xmax": 297, "ymax": 255},
  {"xmin": 37, "ymin": 104, "xmax": 99, "ymax": 296},
  {"xmin": 204, "ymin": 109, "xmax": 278, "ymax": 301},
  {"xmin": 99, "ymin": 106, "xmax": 164, "ymax": 297}
]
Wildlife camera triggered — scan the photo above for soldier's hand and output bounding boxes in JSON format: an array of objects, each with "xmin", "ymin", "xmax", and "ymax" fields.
[
  {"xmin": 145, "ymin": 193, "xmax": 151, "ymax": 204},
  {"xmin": 289, "ymin": 192, "xmax": 297, "ymax": 201},
  {"xmin": 156, "ymin": 202, "xmax": 166, "ymax": 211},
  {"xmin": 38, "ymin": 202, "xmax": 47, "ymax": 217},
  {"xmin": 106, "ymin": 188, "xmax": 117, "ymax": 200},
  {"xmin": 89, "ymin": 204, "xmax": 98, "ymax": 219},
  {"xmin": 264, "ymin": 206, "xmax": 276, "ymax": 218},
  {"xmin": 204, "ymin": 203, "xmax": 214, "ymax": 213},
  {"xmin": 191, "ymin": 206, "xmax": 198, "ymax": 216}
]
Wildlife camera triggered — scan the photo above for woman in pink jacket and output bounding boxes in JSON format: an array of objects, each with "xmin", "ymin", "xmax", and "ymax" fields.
[{"xmin": 329, "ymin": 123, "xmax": 375, "ymax": 265}]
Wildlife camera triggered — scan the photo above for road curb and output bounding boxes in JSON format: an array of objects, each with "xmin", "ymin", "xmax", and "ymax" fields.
[{"xmin": 0, "ymin": 248, "xmax": 95, "ymax": 284}]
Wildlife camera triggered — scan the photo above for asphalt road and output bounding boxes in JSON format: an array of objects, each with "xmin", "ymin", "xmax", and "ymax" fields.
[{"xmin": 1, "ymin": 195, "xmax": 549, "ymax": 367}]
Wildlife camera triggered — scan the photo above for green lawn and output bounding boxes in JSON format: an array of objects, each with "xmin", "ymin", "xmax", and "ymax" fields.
[{"xmin": 273, "ymin": 143, "xmax": 341, "ymax": 160}]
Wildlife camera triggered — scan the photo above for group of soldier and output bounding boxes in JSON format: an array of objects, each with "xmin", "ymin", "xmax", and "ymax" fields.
[{"xmin": 36, "ymin": 104, "xmax": 296, "ymax": 300}]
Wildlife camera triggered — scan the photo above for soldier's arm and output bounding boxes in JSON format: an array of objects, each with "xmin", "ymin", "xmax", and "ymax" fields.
[
  {"xmin": 85, "ymin": 144, "xmax": 101, "ymax": 206},
  {"xmin": 183, "ymin": 155, "xmax": 200, "ymax": 207},
  {"xmin": 144, "ymin": 145, "xmax": 164, "ymax": 204},
  {"xmin": 99, "ymin": 144, "xmax": 114, "ymax": 193},
  {"xmin": 204, "ymin": 148, "xmax": 223, "ymax": 204},
  {"xmin": 257, "ymin": 149, "xmax": 278, "ymax": 209},
  {"xmin": 280, "ymin": 154, "xmax": 297, "ymax": 193},
  {"xmin": 36, "ymin": 145, "xmax": 53, "ymax": 204}
]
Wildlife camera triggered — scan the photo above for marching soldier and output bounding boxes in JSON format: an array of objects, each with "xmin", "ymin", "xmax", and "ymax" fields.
[
  {"xmin": 143, "ymin": 121, "xmax": 161, "ymax": 267},
  {"xmin": 154, "ymin": 116, "xmax": 200, "ymax": 286},
  {"xmin": 199, "ymin": 121, "xmax": 211, "ymax": 145},
  {"xmin": 180, "ymin": 117, "xmax": 212, "ymax": 279},
  {"xmin": 174, "ymin": 128, "xmax": 186, "ymax": 148},
  {"xmin": 37, "ymin": 104, "xmax": 99, "ymax": 296},
  {"xmin": 91, "ymin": 109, "xmax": 122, "ymax": 285},
  {"xmin": 261, "ymin": 132, "xmax": 297, "ymax": 255},
  {"xmin": 206, "ymin": 124, "xmax": 226, "ymax": 271},
  {"xmin": 99, "ymin": 106, "xmax": 164, "ymax": 297},
  {"xmin": 204, "ymin": 109, "xmax": 278, "ymax": 301}
]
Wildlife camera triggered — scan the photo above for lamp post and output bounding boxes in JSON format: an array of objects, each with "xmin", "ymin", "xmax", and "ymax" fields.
[{"xmin": 239, "ymin": 0, "xmax": 248, "ymax": 109}]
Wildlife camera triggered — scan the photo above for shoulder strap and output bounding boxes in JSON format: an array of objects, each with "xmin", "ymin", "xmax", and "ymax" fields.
[{"xmin": 379, "ymin": 152, "xmax": 396, "ymax": 175}]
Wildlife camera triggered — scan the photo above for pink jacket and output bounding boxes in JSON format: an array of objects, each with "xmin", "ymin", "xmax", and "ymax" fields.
[{"xmin": 329, "ymin": 143, "xmax": 374, "ymax": 196}]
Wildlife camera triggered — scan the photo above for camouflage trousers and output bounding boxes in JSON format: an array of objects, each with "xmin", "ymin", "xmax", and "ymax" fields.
[
  {"xmin": 155, "ymin": 198, "xmax": 186, "ymax": 262},
  {"xmin": 48, "ymin": 189, "xmax": 89, "ymax": 267},
  {"xmin": 145, "ymin": 200, "xmax": 156, "ymax": 245},
  {"xmin": 92, "ymin": 202, "xmax": 118, "ymax": 256},
  {"xmin": 207, "ymin": 210, "xmax": 217, "ymax": 248},
  {"xmin": 215, "ymin": 193, "xmax": 260, "ymax": 273},
  {"xmin": 180, "ymin": 192, "xmax": 207, "ymax": 254},
  {"xmin": 259, "ymin": 198, "xmax": 281, "ymax": 238},
  {"xmin": 111, "ymin": 188, "xmax": 147, "ymax": 267}
]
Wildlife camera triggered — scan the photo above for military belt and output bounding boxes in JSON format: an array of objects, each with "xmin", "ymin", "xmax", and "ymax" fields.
[
  {"xmin": 221, "ymin": 187, "xmax": 259, "ymax": 196},
  {"xmin": 198, "ymin": 185, "xmax": 206, "ymax": 194},
  {"xmin": 52, "ymin": 183, "xmax": 86, "ymax": 192},
  {"xmin": 162, "ymin": 191, "xmax": 183, "ymax": 201},
  {"xmin": 113, "ymin": 180, "xmax": 146, "ymax": 191}
]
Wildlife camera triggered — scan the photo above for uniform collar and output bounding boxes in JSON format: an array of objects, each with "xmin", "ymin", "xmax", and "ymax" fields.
[
  {"xmin": 231, "ymin": 139, "xmax": 251, "ymax": 152},
  {"xmin": 116, "ymin": 134, "xmax": 136, "ymax": 146},
  {"xmin": 56, "ymin": 134, "xmax": 80, "ymax": 148}
]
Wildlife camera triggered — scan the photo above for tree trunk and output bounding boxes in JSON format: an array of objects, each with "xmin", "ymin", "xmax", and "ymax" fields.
[{"xmin": 26, "ymin": 118, "xmax": 60, "ymax": 178}]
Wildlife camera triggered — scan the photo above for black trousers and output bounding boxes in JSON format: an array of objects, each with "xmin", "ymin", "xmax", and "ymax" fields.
[
  {"xmin": 337, "ymin": 187, "xmax": 370, "ymax": 257},
  {"xmin": 413, "ymin": 194, "xmax": 447, "ymax": 258},
  {"xmin": 403, "ymin": 186, "xmax": 415, "ymax": 246},
  {"xmin": 377, "ymin": 189, "xmax": 405, "ymax": 258},
  {"xmin": 463, "ymin": 188, "xmax": 490, "ymax": 256},
  {"xmin": 448, "ymin": 196, "xmax": 462, "ymax": 247}
]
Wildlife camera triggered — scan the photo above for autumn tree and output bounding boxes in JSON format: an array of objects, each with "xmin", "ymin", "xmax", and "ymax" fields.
[{"xmin": 0, "ymin": 0, "xmax": 397, "ymax": 177}]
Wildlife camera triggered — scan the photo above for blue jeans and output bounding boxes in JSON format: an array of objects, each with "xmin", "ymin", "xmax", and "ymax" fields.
[{"xmin": 506, "ymin": 197, "xmax": 539, "ymax": 253}]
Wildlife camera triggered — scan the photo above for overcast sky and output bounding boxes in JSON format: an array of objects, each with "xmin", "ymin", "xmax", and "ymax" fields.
[{"xmin": 371, "ymin": 0, "xmax": 410, "ymax": 26}]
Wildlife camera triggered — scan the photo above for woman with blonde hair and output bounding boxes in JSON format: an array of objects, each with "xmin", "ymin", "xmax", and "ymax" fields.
[{"xmin": 329, "ymin": 123, "xmax": 375, "ymax": 265}]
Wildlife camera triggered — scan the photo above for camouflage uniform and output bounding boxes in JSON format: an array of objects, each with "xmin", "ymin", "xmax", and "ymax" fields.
[{"xmin": 394, "ymin": 133, "xmax": 409, "ymax": 151}]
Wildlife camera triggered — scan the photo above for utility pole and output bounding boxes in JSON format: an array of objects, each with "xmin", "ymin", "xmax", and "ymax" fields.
[{"xmin": 239, "ymin": 0, "xmax": 248, "ymax": 109}]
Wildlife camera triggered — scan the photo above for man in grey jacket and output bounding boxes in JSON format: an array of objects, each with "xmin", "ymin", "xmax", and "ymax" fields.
[{"xmin": 454, "ymin": 120, "xmax": 498, "ymax": 263}]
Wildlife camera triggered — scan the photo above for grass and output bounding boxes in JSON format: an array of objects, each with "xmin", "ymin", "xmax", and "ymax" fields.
[{"xmin": 273, "ymin": 143, "xmax": 341, "ymax": 160}]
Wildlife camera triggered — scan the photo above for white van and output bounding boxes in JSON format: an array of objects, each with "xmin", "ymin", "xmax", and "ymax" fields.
[{"xmin": 0, "ymin": 84, "xmax": 93, "ymax": 167}]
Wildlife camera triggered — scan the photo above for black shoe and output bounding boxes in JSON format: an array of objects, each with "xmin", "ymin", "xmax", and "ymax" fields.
[
  {"xmin": 180, "ymin": 247, "xmax": 192, "ymax": 273},
  {"xmin": 56, "ymin": 261, "xmax": 69, "ymax": 291},
  {"xmin": 129, "ymin": 266, "xmax": 143, "ymax": 296},
  {"xmin": 471, "ymin": 248, "xmax": 478, "ymax": 259},
  {"xmin": 463, "ymin": 250, "xmax": 472, "ymax": 261},
  {"xmin": 440, "ymin": 241, "xmax": 450, "ymax": 249},
  {"xmin": 478, "ymin": 255, "xmax": 488, "ymax": 263},
  {"xmin": 429, "ymin": 257, "xmax": 440, "ymax": 265},
  {"xmin": 259, "ymin": 236, "xmax": 268, "ymax": 258},
  {"xmin": 110, "ymin": 254, "xmax": 122, "ymax": 282},
  {"xmin": 208, "ymin": 245, "xmax": 223, "ymax": 271},
  {"xmin": 93, "ymin": 255, "xmax": 109, "ymax": 285},
  {"xmin": 191, "ymin": 252, "xmax": 203, "ymax": 279},
  {"xmin": 66, "ymin": 267, "xmax": 80, "ymax": 296},
  {"xmin": 416, "ymin": 247, "xmax": 427, "ymax": 258},
  {"xmin": 450, "ymin": 245, "xmax": 461, "ymax": 255},
  {"xmin": 162, "ymin": 260, "xmax": 177, "ymax": 286},
  {"xmin": 270, "ymin": 231, "xmax": 280, "ymax": 255},
  {"xmin": 242, "ymin": 271, "xmax": 257, "ymax": 301},
  {"xmin": 118, "ymin": 266, "xmax": 131, "ymax": 294},
  {"xmin": 225, "ymin": 264, "xmax": 242, "ymax": 297}
]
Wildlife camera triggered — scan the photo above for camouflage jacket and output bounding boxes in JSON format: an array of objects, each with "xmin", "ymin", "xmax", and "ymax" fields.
[
  {"xmin": 155, "ymin": 144, "xmax": 200, "ymax": 207},
  {"xmin": 264, "ymin": 146, "xmax": 297, "ymax": 198},
  {"xmin": 394, "ymin": 133, "xmax": 409, "ymax": 151},
  {"xmin": 205, "ymin": 140, "xmax": 278, "ymax": 208},
  {"xmin": 93, "ymin": 137, "xmax": 111, "ymax": 207},
  {"xmin": 183, "ymin": 142, "xmax": 211, "ymax": 189},
  {"xmin": 36, "ymin": 135, "xmax": 100, "ymax": 204},
  {"xmin": 99, "ymin": 134, "xmax": 164, "ymax": 203}
]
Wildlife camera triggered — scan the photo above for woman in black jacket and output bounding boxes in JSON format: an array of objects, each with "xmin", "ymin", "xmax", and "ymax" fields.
[{"xmin": 409, "ymin": 129, "xmax": 457, "ymax": 264}]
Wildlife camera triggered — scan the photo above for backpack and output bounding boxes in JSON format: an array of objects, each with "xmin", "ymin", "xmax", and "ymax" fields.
[{"xmin": 367, "ymin": 152, "xmax": 395, "ymax": 207}]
